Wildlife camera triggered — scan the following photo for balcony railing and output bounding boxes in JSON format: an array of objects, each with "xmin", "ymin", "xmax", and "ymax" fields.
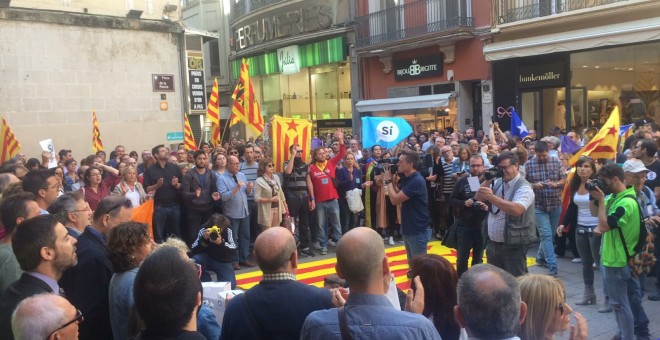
[
  {"xmin": 231, "ymin": 0, "xmax": 287, "ymax": 23},
  {"xmin": 355, "ymin": 0, "xmax": 473, "ymax": 48},
  {"xmin": 496, "ymin": 0, "xmax": 628, "ymax": 24}
]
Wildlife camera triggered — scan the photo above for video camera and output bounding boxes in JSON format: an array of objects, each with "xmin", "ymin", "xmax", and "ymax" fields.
[
  {"xmin": 207, "ymin": 225, "xmax": 223, "ymax": 241},
  {"xmin": 484, "ymin": 167, "xmax": 503, "ymax": 180}
]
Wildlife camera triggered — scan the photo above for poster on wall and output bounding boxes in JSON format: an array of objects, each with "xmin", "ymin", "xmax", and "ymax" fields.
[{"xmin": 189, "ymin": 70, "xmax": 206, "ymax": 111}]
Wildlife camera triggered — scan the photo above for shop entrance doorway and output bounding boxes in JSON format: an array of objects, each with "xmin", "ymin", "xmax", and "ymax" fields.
[{"xmin": 521, "ymin": 87, "xmax": 566, "ymax": 136}]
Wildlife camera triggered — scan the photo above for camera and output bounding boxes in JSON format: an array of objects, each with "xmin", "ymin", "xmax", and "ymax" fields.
[
  {"xmin": 207, "ymin": 225, "xmax": 223, "ymax": 241},
  {"xmin": 585, "ymin": 179, "xmax": 607, "ymax": 192},
  {"xmin": 484, "ymin": 167, "xmax": 503, "ymax": 180},
  {"xmin": 379, "ymin": 157, "xmax": 400, "ymax": 174}
]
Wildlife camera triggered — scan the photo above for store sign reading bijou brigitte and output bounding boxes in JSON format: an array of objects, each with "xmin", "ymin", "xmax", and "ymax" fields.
[
  {"xmin": 278, "ymin": 45, "xmax": 300, "ymax": 75},
  {"xmin": 235, "ymin": 5, "xmax": 333, "ymax": 51},
  {"xmin": 394, "ymin": 55, "xmax": 443, "ymax": 81}
]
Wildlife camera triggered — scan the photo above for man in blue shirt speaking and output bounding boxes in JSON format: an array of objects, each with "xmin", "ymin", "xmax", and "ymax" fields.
[{"xmin": 383, "ymin": 149, "xmax": 432, "ymax": 263}]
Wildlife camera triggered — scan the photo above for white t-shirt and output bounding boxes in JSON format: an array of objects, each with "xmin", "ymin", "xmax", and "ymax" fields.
[{"xmin": 574, "ymin": 192, "xmax": 598, "ymax": 227}]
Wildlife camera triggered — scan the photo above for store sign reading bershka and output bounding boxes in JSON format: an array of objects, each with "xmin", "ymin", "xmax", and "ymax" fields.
[
  {"xmin": 516, "ymin": 63, "xmax": 565, "ymax": 88},
  {"xmin": 278, "ymin": 45, "xmax": 300, "ymax": 75},
  {"xmin": 235, "ymin": 5, "xmax": 333, "ymax": 51},
  {"xmin": 394, "ymin": 55, "xmax": 443, "ymax": 81}
]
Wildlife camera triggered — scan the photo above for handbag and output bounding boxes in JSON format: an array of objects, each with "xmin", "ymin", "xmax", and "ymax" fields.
[
  {"xmin": 346, "ymin": 188, "xmax": 364, "ymax": 213},
  {"xmin": 441, "ymin": 220, "xmax": 459, "ymax": 249}
]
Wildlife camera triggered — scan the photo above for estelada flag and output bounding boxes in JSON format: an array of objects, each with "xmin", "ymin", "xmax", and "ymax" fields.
[
  {"xmin": 183, "ymin": 114, "xmax": 198, "ymax": 151},
  {"xmin": 92, "ymin": 111, "xmax": 104, "ymax": 153},
  {"xmin": 206, "ymin": 79, "xmax": 221, "ymax": 146},
  {"xmin": 568, "ymin": 106, "xmax": 620, "ymax": 166},
  {"xmin": 0, "ymin": 118, "xmax": 20, "ymax": 163},
  {"xmin": 271, "ymin": 115, "xmax": 312, "ymax": 172}
]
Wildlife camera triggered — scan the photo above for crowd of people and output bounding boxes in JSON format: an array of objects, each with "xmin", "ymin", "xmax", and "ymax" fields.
[{"xmin": 0, "ymin": 118, "xmax": 657, "ymax": 339}]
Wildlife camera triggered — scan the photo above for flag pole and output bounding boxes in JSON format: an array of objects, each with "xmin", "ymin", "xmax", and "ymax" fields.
[{"xmin": 220, "ymin": 114, "xmax": 232, "ymax": 146}]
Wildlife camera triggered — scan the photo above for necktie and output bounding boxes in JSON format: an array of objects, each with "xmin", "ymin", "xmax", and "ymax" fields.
[{"xmin": 232, "ymin": 174, "xmax": 238, "ymax": 184}]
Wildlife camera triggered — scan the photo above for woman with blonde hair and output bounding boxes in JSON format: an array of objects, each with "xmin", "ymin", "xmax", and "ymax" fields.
[
  {"xmin": 518, "ymin": 274, "xmax": 587, "ymax": 340},
  {"xmin": 254, "ymin": 158, "xmax": 287, "ymax": 231},
  {"xmin": 112, "ymin": 165, "xmax": 147, "ymax": 208}
]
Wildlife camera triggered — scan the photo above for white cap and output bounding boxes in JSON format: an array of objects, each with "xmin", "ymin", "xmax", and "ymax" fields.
[{"xmin": 622, "ymin": 159, "xmax": 649, "ymax": 173}]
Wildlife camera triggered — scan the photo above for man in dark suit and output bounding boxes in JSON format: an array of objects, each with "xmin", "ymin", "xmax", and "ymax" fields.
[
  {"xmin": 60, "ymin": 195, "xmax": 133, "ymax": 340},
  {"xmin": 221, "ymin": 227, "xmax": 335, "ymax": 339},
  {"xmin": 0, "ymin": 215, "xmax": 78, "ymax": 339},
  {"xmin": 180, "ymin": 150, "xmax": 220, "ymax": 246}
]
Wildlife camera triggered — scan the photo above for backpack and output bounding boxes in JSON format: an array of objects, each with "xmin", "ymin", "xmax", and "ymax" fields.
[{"xmin": 616, "ymin": 195, "xmax": 656, "ymax": 277}]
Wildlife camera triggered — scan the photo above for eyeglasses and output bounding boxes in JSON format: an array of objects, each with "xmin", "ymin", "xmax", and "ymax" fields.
[
  {"xmin": 632, "ymin": 145, "xmax": 642, "ymax": 149},
  {"xmin": 71, "ymin": 203, "xmax": 91, "ymax": 213},
  {"xmin": 557, "ymin": 302, "xmax": 565, "ymax": 315},
  {"xmin": 48, "ymin": 309, "xmax": 84, "ymax": 337},
  {"xmin": 296, "ymin": 150, "xmax": 302, "ymax": 154},
  {"xmin": 230, "ymin": 151, "xmax": 238, "ymax": 155},
  {"xmin": 266, "ymin": 164, "xmax": 274, "ymax": 168}
]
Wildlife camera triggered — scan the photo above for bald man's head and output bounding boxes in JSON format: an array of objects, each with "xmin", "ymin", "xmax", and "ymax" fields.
[
  {"xmin": 336, "ymin": 227, "xmax": 386, "ymax": 288},
  {"xmin": 456, "ymin": 264, "xmax": 522, "ymax": 339},
  {"xmin": 255, "ymin": 227, "xmax": 297, "ymax": 273}
]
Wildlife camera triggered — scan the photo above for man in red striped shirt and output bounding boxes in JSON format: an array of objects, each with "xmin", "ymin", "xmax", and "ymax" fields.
[{"xmin": 307, "ymin": 129, "xmax": 346, "ymax": 255}]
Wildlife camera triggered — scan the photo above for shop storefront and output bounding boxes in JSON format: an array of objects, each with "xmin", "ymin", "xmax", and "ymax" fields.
[
  {"xmin": 230, "ymin": 37, "xmax": 354, "ymax": 135},
  {"xmin": 229, "ymin": 0, "xmax": 354, "ymax": 137},
  {"xmin": 492, "ymin": 40, "xmax": 660, "ymax": 134},
  {"xmin": 357, "ymin": 40, "xmax": 490, "ymax": 133}
]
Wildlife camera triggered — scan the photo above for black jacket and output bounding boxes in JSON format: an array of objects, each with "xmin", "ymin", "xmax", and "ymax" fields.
[
  {"xmin": 181, "ymin": 169, "xmax": 218, "ymax": 212},
  {"xmin": 448, "ymin": 175, "xmax": 488, "ymax": 227},
  {"xmin": 0, "ymin": 273, "xmax": 53, "ymax": 339}
]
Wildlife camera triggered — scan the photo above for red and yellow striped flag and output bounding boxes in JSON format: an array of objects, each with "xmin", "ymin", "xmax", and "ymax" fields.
[
  {"xmin": 231, "ymin": 59, "xmax": 264, "ymax": 135},
  {"xmin": 271, "ymin": 115, "xmax": 312, "ymax": 172},
  {"xmin": 183, "ymin": 114, "xmax": 198, "ymax": 151},
  {"xmin": 568, "ymin": 106, "xmax": 620, "ymax": 166},
  {"xmin": 92, "ymin": 111, "xmax": 104, "ymax": 153},
  {"xmin": 1, "ymin": 118, "xmax": 20, "ymax": 163},
  {"xmin": 206, "ymin": 79, "xmax": 221, "ymax": 146}
]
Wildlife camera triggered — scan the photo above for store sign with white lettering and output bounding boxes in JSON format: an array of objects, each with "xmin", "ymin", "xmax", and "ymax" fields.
[
  {"xmin": 516, "ymin": 63, "xmax": 566, "ymax": 88},
  {"xmin": 394, "ymin": 55, "xmax": 443, "ymax": 81},
  {"xmin": 189, "ymin": 70, "xmax": 206, "ymax": 111},
  {"xmin": 278, "ymin": 45, "xmax": 300, "ymax": 75}
]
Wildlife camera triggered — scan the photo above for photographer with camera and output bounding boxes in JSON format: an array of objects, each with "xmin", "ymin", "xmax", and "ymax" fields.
[
  {"xmin": 590, "ymin": 162, "xmax": 650, "ymax": 340},
  {"xmin": 382, "ymin": 149, "xmax": 432, "ymax": 263},
  {"xmin": 476, "ymin": 151, "xmax": 536, "ymax": 277},
  {"xmin": 449, "ymin": 154, "xmax": 489, "ymax": 276},
  {"xmin": 191, "ymin": 213, "xmax": 237, "ymax": 288}
]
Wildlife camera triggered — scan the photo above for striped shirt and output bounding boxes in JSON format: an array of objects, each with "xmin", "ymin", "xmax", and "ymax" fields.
[
  {"xmin": 441, "ymin": 157, "xmax": 455, "ymax": 195},
  {"xmin": 240, "ymin": 161, "xmax": 259, "ymax": 200}
]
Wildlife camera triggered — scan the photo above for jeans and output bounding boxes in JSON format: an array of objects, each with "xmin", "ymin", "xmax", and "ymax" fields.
[
  {"xmin": 403, "ymin": 228, "xmax": 431, "ymax": 263},
  {"xmin": 574, "ymin": 227, "xmax": 601, "ymax": 286},
  {"xmin": 286, "ymin": 194, "xmax": 311, "ymax": 249},
  {"xmin": 601, "ymin": 265, "xmax": 649, "ymax": 339},
  {"xmin": 192, "ymin": 253, "xmax": 236, "ymax": 289},
  {"xmin": 339, "ymin": 197, "xmax": 359, "ymax": 234},
  {"xmin": 248, "ymin": 200, "xmax": 258, "ymax": 242},
  {"xmin": 153, "ymin": 204, "xmax": 181, "ymax": 243},
  {"xmin": 535, "ymin": 207, "xmax": 561, "ymax": 271},
  {"xmin": 456, "ymin": 222, "xmax": 484, "ymax": 277},
  {"xmin": 228, "ymin": 216, "xmax": 250, "ymax": 263},
  {"xmin": 315, "ymin": 199, "xmax": 342, "ymax": 248}
]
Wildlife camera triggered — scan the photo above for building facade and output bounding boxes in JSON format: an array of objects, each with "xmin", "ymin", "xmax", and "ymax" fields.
[
  {"xmin": 0, "ymin": 0, "xmax": 186, "ymax": 158},
  {"xmin": 485, "ymin": 0, "xmax": 660, "ymax": 135},
  {"xmin": 229, "ymin": 0, "xmax": 356, "ymax": 137},
  {"xmin": 354, "ymin": 0, "xmax": 492, "ymax": 134}
]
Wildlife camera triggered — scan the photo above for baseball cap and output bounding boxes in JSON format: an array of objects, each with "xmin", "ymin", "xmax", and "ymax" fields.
[
  {"xmin": 635, "ymin": 119, "xmax": 652, "ymax": 127},
  {"xmin": 622, "ymin": 158, "xmax": 649, "ymax": 173}
]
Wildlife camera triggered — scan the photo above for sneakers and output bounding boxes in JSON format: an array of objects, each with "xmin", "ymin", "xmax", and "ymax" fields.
[
  {"xmin": 312, "ymin": 242, "xmax": 322, "ymax": 250},
  {"xmin": 536, "ymin": 258, "xmax": 549, "ymax": 269},
  {"xmin": 299, "ymin": 247, "xmax": 315, "ymax": 257},
  {"xmin": 328, "ymin": 240, "xmax": 337, "ymax": 247},
  {"xmin": 648, "ymin": 289, "xmax": 660, "ymax": 301},
  {"xmin": 320, "ymin": 247, "xmax": 328, "ymax": 255},
  {"xmin": 388, "ymin": 236, "xmax": 395, "ymax": 246},
  {"xmin": 571, "ymin": 258, "xmax": 582, "ymax": 263},
  {"xmin": 548, "ymin": 267, "xmax": 558, "ymax": 276}
]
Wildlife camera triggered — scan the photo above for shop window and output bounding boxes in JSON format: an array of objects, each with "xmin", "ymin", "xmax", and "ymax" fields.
[{"xmin": 571, "ymin": 42, "xmax": 660, "ymax": 126}]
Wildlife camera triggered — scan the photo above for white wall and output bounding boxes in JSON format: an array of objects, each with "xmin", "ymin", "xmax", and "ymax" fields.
[{"xmin": 0, "ymin": 20, "xmax": 183, "ymax": 160}]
